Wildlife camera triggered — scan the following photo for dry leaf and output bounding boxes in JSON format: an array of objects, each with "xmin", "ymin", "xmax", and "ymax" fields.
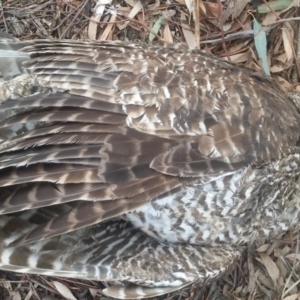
[
  {"xmin": 53, "ymin": 281, "xmax": 77, "ymax": 300},
  {"xmin": 282, "ymin": 22, "xmax": 294, "ymax": 62},
  {"xmin": 24, "ymin": 290, "xmax": 33, "ymax": 300},
  {"xmin": 100, "ymin": 11, "xmax": 117, "ymax": 41},
  {"xmin": 199, "ymin": 0, "xmax": 206, "ymax": 14},
  {"xmin": 1, "ymin": 280, "xmax": 21, "ymax": 300},
  {"xmin": 181, "ymin": 12, "xmax": 197, "ymax": 48},
  {"xmin": 162, "ymin": 10, "xmax": 176, "ymax": 18},
  {"xmin": 286, "ymin": 253, "xmax": 300, "ymax": 260},
  {"xmin": 118, "ymin": 0, "xmax": 143, "ymax": 30},
  {"xmin": 89, "ymin": 288, "xmax": 98, "ymax": 298},
  {"xmin": 276, "ymin": 52, "xmax": 287, "ymax": 63},
  {"xmin": 88, "ymin": 0, "xmax": 112, "ymax": 40},
  {"xmin": 224, "ymin": 51, "xmax": 249, "ymax": 63},
  {"xmin": 42, "ymin": 296, "xmax": 60, "ymax": 300},
  {"xmin": 285, "ymin": 278, "xmax": 298, "ymax": 296},
  {"xmin": 275, "ymin": 245, "xmax": 291, "ymax": 257},
  {"xmin": 257, "ymin": 272, "xmax": 274, "ymax": 290},
  {"xmin": 128, "ymin": 0, "xmax": 143, "ymax": 19},
  {"xmin": 185, "ymin": 0, "xmax": 195, "ymax": 14},
  {"xmin": 276, "ymin": 257, "xmax": 288, "ymax": 277},
  {"xmin": 274, "ymin": 75, "xmax": 292, "ymax": 89},
  {"xmin": 204, "ymin": 2, "xmax": 219, "ymax": 17},
  {"xmin": 223, "ymin": 0, "xmax": 250, "ymax": 21},
  {"xmin": 12, "ymin": 291, "xmax": 21, "ymax": 300},
  {"xmin": 270, "ymin": 65, "xmax": 284, "ymax": 73},
  {"xmin": 256, "ymin": 244, "xmax": 270, "ymax": 252},
  {"xmin": 163, "ymin": 24, "xmax": 173, "ymax": 45},
  {"xmin": 283, "ymin": 294, "xmax": 300, "ymax": 300},
  {"xmin": 262, "ymin": 11, "xmax": 278, "ymax": 26},
  {"xmin": 258, "ymin": 253, "xmax": 280, "ymax": 285}
]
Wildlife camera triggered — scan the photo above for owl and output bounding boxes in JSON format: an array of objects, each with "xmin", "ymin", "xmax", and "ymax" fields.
[{"xmin": 0, "ymin": 38, "xmax": 299, "ymax": 299}]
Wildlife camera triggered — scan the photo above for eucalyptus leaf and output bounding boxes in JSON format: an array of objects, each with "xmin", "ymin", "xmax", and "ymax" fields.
[
  {"xmin": 149, "ymin": 16, "xmax": 164, "ymax": 42},
  {"xmin": 257, "ymin": 0, "xmax": 293, "ymax": 13},
  {"xmin": 253, "ymin": 18, "xmax": 270, "ymax": 76}
]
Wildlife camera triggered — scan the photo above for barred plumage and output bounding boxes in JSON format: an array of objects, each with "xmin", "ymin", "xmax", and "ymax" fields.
[{"xmin": 0, "ymin": 37, "xmax": 299, "ymax": 299}]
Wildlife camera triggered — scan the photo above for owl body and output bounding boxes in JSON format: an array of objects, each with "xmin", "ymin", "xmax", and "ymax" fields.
[{"xmin": 0, "ymin": 39, "xmax": 299, "ymax": 298}]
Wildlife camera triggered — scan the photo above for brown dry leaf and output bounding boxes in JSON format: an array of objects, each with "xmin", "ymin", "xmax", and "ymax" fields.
[
  {"xmin": 88, "ymin": 0, "xmax": 112, "ymax": 40},
  {"xmin": 258, "ymin": 253, "xmax": 280, "ymax": 286},
  {"xmin": 163, "ymin": 24, "xmax": 173, "ymax": 45},
  {"xmin": 12, "ymin": 291, "xmax": 21, "ymax": 300},
  {"xmin": 203, "ymin": 2, "xmax": 219, "ymax": 17},
  {"xmin": 256, "ymin": 244, "xmax": 270, "ymax": 252},
  {"xmin": 175, "ymin": 0, "xmax": 185, "ymax": 5},
  {"xmin": 227, "ymin": 41, "xmax": 249, "ymax": 55},
  {"xmin": 222, "ymin": 0, "xmax": 250, "ymax": 21},
  {"xmin": 118, "ymin": 0, "xmax": 143, "ymax": 30},
  {"xmin": 286, "ymin": 253, "xmax": 300, "ymax": 260},
  {"xmin": 1, "ymin": 279, "xmax": 21, "ymax": 300},
  {"xmin": 53, "ymin": 281, "xmax": 77, "ymax": 300},
  {"xmin": 276, "ymin": 52, "xmax": 288, "ymax": 64},
  {"xmin": 257, "ymin": 272, "xmax": 274, "ymax": 290},
  {"xmin": 262, "ymin": 11, "xmax": 277, "ymax": 26},
  {"xmin": 277, "ymin": 276, "xmax": 284, "ymax": 288},
  {"xmin": 275, "ymin": 245, "xmax": 291, "ymax": 257},
  {"xmin": 185, "ymin": 0, "xmax": 195, "ymax": 14},
  {"xmin": 89, "ymin": 288, "xmax": 98, "ymax": 298},
  {"xmin": 100, "ymin": 11, "xmax": 116, "ymax": 41},
  {"xmin": 224, "ymin": 51, "xmax": 249, "ymax": 63},
  {"xmin": 283, "ymin": 294, "xmax": 300, "ymax": 300},
  {"xmin": 233, "ymin": 285, "xmax": 243, "ymax": 294},
  {"xmin": 24, "ymin": 289, "xmax": 33, "ymax": 300},
  {"xmin": 276, "ymin": 257, "xmax": 288, "ymax": 277},
  {"xmin": 199, "ymin": 0, "xmax": 206, "ymax": 14},
  {"xmin": 270, "ymin": 65, "xmax": 284, "ymax": 73},
  {"xmin": 162, "ymin": 10, "xmax": 176, "ymax": 18},
  {"xmin": 127, "ymin": 0, "xmax": 143, "ymax": 18},
  {"xmin": 42, "ymin": 296, "xmax": 60, "ymax": 300},
  {"xmin": 181, "ymin": 12, "xmax": 197, "ymax": 48},
  {"xmin": 284, "ymin": 278, "xmax": 299, "ymax": 296},
  {"xmin": 282, "ymin": 22, "xmax": 294, "ymax": 62},
  {"xmin": 275, "ymin": 75, "xmax": 292, "ymax": 90},
  {"xmin": 125, "ymin": 0, "xmax": 136, "ymax": 6}
]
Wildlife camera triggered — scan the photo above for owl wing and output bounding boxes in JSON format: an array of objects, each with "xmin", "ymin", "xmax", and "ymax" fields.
[
  {"xmin": 0, "ymin": 39, "xmax": 298, "ymax": 298},
  {"xmin": 0, "ymin": 39, "xmax": 299, "ymax": 246}
]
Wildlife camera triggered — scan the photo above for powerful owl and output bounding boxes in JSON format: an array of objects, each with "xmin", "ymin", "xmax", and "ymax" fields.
[{"xmin": 0, "ymin": 37, "xmax": 299, "ymax": 299}]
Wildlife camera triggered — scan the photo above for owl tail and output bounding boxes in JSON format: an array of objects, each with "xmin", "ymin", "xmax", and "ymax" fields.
[{"xmin": 0, "ymin": 208, "xmax": 243, "ymax": 299}]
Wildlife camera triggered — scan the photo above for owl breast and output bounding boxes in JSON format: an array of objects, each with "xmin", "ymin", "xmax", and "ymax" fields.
[{"xmin": 126, "ymin": 157, "xmax": 300, "ymax": 246}]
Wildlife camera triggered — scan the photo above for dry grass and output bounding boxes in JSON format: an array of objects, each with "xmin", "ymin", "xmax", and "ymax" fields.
[{"xmin": 1, "ymin": 0, "xmax": 300, "ymax": 299}]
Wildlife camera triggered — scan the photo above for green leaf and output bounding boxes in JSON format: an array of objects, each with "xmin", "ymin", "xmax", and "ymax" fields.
[
  {"xmin": 257, "ymin": 0, "xmax": 293, "ymax": 14},
  {"xmin": 149, "ymin": 16, "xmax": 164, "ymax": 42},
  {"xmin": 253, "ymin": 18, "xmax": 270, "ymax": 76}
]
